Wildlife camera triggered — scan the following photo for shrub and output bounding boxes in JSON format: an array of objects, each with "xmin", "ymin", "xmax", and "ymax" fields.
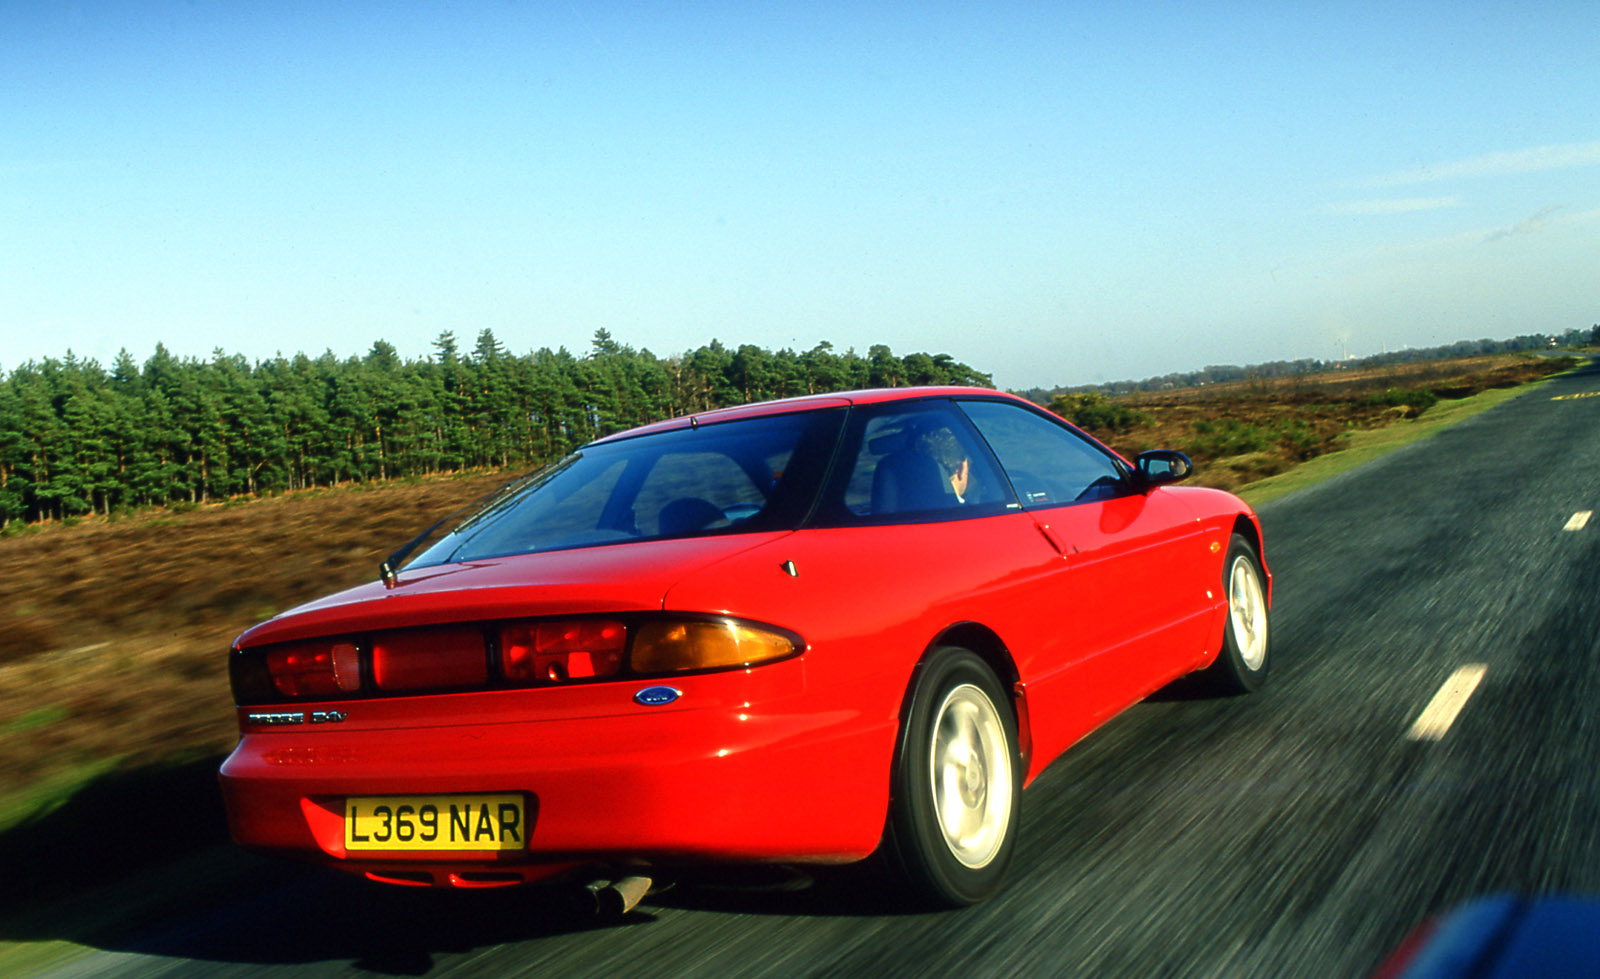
[
  {"xmin": 1366, "ymin": 387, "xmax": 1440, "ymax": 413},
  {"xmin": 1050, "ymin": 393, "xmax": 1149, "ymax": 433},
  {"xmin": 1273, "ymin": 419, "xmax": 1322, "ymax": 460},
  {"xmin": 1186, "ymin": 418, "xmax": 1272, "ymax": 458}
]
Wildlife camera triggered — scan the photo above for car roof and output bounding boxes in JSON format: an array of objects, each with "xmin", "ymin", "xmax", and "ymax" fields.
[{"xmin": 587, "ymin": 387, "xmax": 1026, "ymax": 445}]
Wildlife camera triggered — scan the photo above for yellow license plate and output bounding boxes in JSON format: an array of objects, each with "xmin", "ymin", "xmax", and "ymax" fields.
[{"xmin": 344, "ymin": 794, "xmax": 526, "ymax": 851}]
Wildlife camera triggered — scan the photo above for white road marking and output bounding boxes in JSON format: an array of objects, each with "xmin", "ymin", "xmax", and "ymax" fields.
[
  {"xmin": 1406, "ymin": 664, "xmax": 1488, "ymax": 741},
  {"xmin": 1564, "ymin": 511, "xmax": 1592, "ymax": 531}
]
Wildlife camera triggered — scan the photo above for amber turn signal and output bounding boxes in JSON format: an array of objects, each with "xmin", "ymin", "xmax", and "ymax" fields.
[{"xmin": 630, "ymin": 619, "xmax": 801, "ymax": 674}]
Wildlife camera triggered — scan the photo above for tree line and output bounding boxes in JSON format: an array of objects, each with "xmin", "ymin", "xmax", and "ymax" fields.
[{"xmin": 0, "ymin": 330, "xmax": 991, "ymax": 527}]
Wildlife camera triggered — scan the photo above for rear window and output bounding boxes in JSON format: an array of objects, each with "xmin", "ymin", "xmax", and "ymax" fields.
[{"xmin": 406, "ymin": 408, "xmax": 845, "ymax": 566}]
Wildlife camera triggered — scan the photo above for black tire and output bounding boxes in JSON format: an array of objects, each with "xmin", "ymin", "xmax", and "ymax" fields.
[
  {"xmin": 881, "ymin": 648, "xmax": 1021, "ymax": 907},
  {"xmin": 1202, "ymin": 534, "xmax": 1270, "ymax": 694}
]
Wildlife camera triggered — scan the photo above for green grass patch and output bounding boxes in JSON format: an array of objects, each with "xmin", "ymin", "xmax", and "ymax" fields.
[
  {"xmin": 0, "ymin": 938, "xmax": 94, "ymax": 978},
  {"xmin": 1365, "ymin": 386, "xmax": 1440, "ymax": 412},
  {"xmin": 1, "ymin": 706, "xmax": 69, "ymax": 736},
  {"xmin": 1240, "ymin": 380, "xmax": 1549, "ymax": 507},
  {"xmin": 1186, "ymin": 417, "xmax": 1323, "ymax": 461}
]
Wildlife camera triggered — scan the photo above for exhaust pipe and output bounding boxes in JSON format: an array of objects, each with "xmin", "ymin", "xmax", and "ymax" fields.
[
  {"xmin": 573, "ymin": 876, "xmax": 654, "ymax": 917},
  {"xmin": 603, "ymin": 875, "xmax": 653, "ymax": 916}
]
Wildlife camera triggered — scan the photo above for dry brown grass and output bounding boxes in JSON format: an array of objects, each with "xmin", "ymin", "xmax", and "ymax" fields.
[
  {"xmin": 1077, "ymin": 354, "xmax": 1571, "ymax": 492},
  {"xmin": 1117, "ymin": 352, "xmax": 1552, "ymax": 405},
  {"xmin": 0, "ymin": 472, "xmax": 511, "ymax": 805}
]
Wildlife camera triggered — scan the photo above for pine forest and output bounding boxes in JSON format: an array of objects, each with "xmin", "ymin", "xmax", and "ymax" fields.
[{"xmin": 0, "ymin": 329, "xmax": 991, "ymax": 527}]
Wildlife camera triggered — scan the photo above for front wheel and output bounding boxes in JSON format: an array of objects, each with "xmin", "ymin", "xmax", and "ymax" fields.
[
  {"xmin": 1202, "ymin": 534, "xmax": 1270, "ymax": 694},
  {"xmin": 882, "ymin": 648, "xmax": 1021, "ymax": 907}
]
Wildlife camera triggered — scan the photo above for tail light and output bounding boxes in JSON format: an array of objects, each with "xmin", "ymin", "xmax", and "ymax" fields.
[
  {"xmin": 232, "ymin": 616, "xmax": 802, "ymax": 707},
  {"xmin": 372, "ymin": 627, "xmax": 487, "ymax": 692},
  {"xmin": 500, "ymin": 620, "xmax": 625, "ymax": 682},
  {"xmin": 263, "ymin": 642, "xmax": 361, "ymax": 698}
]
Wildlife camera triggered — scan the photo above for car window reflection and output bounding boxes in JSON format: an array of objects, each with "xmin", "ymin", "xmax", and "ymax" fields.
[{"xmin": 407, "ymin": 410, "xmax": 835, "ymax": 565}]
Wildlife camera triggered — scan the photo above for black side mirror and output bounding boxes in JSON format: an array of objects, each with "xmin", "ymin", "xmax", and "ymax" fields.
[{"xmin": 1135, "ymin": 450, "xmax": 1193, "ymax": 489}]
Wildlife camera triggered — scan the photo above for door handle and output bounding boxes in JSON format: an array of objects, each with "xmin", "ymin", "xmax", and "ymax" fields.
[{"xmin": 1035, "ymin": 521, "xmax": 1071, "ymax": 558}]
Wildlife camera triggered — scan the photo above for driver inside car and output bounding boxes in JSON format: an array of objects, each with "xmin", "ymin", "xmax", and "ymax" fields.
[{"xmin": 916, "ymin": 427, "xmax": 976, "ymax": 504}]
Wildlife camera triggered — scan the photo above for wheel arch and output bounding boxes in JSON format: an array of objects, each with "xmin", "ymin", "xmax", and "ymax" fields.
[
  {"xmin": 1192, "ymin": 514, "xmax": 1270, "ymax": 675},
  {"xmin": 1230, "ymin": 513, "xmax": 1262, "ymax": 560},
  {"xmin": 919, "ymin": 622, "xmax": 1033, "ymax": 779},
  {"xmin": 1230, "ymin": 513, "xmax": 1270, "ymax": 604}
]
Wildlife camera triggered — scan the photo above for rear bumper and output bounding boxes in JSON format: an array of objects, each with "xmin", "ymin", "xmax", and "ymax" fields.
[{"xmin": 219, "ymin": 658, "xmax": 895, "ymax": 885}]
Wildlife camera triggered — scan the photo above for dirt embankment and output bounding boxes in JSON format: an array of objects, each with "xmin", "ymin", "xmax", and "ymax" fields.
[{"xmin": 0, "ymin": 472, "xmax": 511, "ymax": 791}]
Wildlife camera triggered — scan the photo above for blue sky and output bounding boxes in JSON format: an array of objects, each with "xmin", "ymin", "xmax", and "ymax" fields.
[{"xmin": 3, "ymin": 1, "xmax": 1597, "ymax": 390}]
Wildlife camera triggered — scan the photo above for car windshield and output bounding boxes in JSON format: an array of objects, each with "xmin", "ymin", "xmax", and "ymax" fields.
[{"xmin": 405, "ymin": 407, "xmax": 846, "ymax": 567}]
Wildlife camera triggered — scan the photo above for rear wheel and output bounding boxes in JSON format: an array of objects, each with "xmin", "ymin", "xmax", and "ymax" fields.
[
  {"xmin": 882, "ymin": 648, "xmax": 1020, "ymax": 907},
  {"xmin": 1203, "ymin": 534, "xmax": 1270, "ymax": 694}
]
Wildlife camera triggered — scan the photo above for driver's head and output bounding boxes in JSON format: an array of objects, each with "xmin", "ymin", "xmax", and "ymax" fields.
[{"xmin": 916, "ymin": 427, "xmax": 971, "ymax": 500}]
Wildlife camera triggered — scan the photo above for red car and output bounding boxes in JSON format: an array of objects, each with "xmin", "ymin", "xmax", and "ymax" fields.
[{"xmin": 220, "ymin": 387, "xmax": 1270, "ymax": 907}]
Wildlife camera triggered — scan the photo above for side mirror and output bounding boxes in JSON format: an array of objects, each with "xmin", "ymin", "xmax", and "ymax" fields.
[{"xmin": 1135, "ymin": 450, "xmax": 1193, "ymax": 489}]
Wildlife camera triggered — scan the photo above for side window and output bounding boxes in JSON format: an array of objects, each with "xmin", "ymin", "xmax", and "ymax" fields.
[
  {"xmin": 959, "ymin": 400, "xmax": 1127, "ymax": 506},
  {"xmin": 830, "ymin": 402, "xmax": 1012, "ymax": 521}
]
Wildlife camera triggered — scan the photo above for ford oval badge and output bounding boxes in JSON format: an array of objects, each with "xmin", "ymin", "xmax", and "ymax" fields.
[{"xmin": 634, "ymin": 686, "xmax": 681, "ymax": 706}]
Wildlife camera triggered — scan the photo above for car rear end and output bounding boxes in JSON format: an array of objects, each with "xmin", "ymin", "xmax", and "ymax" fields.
[{"xmin": 218, "ymin": 608, "xmax": 891, "ymax": 888}]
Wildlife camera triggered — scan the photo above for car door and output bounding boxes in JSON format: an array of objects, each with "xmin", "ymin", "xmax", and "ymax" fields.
[
  {"xmin": 794, "ymin": 398, "xmax": 1074, "ymax": 695},
  {"xmin": 958, "ymin": 399, "xmax": 1214, "ymax": 761}
]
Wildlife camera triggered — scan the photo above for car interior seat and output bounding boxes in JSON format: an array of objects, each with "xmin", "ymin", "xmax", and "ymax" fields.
[
  {"xmin": 658, "ymin": 497, "xmax": 725, "ymax": 536},
  {"xmin": 870, "ymin": 450, "xmax": 948, "ymax": 514}
]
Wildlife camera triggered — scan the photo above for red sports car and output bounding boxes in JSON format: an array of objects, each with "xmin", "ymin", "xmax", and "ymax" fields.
[{"xmin": 220, "ymin": 386, "xmax": 1270, "ymax": 907}]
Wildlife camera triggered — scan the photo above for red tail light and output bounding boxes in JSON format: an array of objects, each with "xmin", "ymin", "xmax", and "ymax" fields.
[
  {"xmin": 372, "ymin": 627, "xmax": 488, "ymax": 692},
  {"xmin": 232, "ymin": 616, "xmax": 802, "ymax": 708},
  {"xmin": 500, "ymin": 620, "xmax": 625, "ymax": 683},
  {"xmin": 264, "ymin": 642, "xmax": 361, "ymax": 698}
]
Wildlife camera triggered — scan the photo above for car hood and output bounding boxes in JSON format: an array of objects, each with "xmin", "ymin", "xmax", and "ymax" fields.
[{"xmin": 235, "ymin": 533, "xmax": 792, "ymax": 648}]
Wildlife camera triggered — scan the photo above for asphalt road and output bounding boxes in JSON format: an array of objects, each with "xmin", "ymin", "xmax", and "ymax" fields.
[{"xmin": 21, "ymin": 361, "xmax": 1600, "ymax": 978}]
